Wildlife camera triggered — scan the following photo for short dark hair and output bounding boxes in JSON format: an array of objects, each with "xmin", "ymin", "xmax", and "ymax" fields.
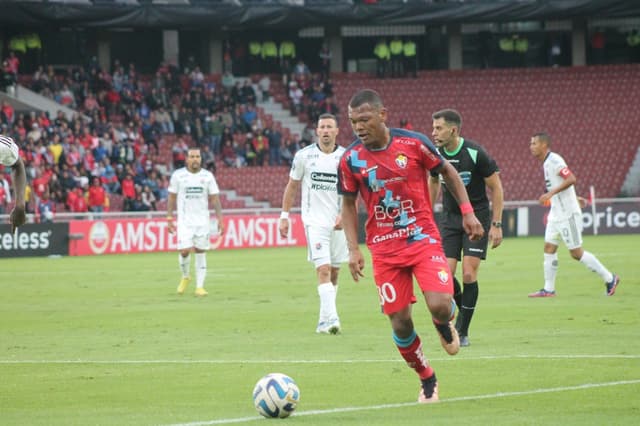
[
  {"xmin": 533, "ymin": 132, "xmax": 551, "ymax": 145},
  {"xmin": 318, "ymin": 113, "xmax": 337, "ymax": 125},
  {"xmin": 432, "ymin": 109, "xmax": 462, "ymax": 129},
  {"xmin": 349, "ymin": 89, "xmax": 383, "ymax": 109}
]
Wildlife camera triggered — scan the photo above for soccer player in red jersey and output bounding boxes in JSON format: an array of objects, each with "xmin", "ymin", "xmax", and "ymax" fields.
[{"xmin": 338, "ymin": 90, "xmax": 484, "ymax": 403}]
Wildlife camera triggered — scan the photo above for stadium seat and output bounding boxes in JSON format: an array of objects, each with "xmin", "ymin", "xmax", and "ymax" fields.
[{"xmin": 331, "ymin": 64, "xmax": 640, "ymax": 200}]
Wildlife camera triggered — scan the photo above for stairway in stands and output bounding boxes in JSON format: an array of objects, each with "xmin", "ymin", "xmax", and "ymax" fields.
[
  {"xmin": 259, "ymin": 83, "xmax": 306, "ymax": 141},
  {"xmin": 205, "ymin": 65, "xmax": 640, "ymax": 207}
]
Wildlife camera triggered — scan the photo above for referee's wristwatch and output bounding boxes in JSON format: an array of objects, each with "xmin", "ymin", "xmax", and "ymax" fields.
[{"xmin": 491, "ymin": 221, "xmax": 502, "ymax": 228}]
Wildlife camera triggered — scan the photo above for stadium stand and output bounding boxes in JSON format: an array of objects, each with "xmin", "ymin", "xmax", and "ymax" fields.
[
  {"xmin": 210, "ymin": 64, "xmax": 640, "ymax": 206},
  {"xmin": 3, "ymin": 63, "xmax": 639, "ymax": 215},
  {"xmin": 330, "ymin": 64, "xmax": 640, "ymax": 201},
  {"xmin": 214, "ymin": 164, "xmax": 290, "ymax": 208}
]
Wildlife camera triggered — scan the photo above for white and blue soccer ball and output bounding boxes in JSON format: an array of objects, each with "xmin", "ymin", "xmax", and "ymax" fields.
[{"xmin": 252, "ymin": 373, "xmax": 300, "ymax": 418}]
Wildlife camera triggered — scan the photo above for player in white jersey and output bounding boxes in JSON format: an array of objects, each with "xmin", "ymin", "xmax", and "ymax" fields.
[
  {"xmin": 167, "ymin": 148, "xmax": 224, "ymax": 297},
  {"xmin": 279, "ymin": 113, "xmax": 348, "ymax": 334},
  {"xmin": 0, "ymin": 134, "xmax": 26, "ymax": 232},
  {"xmin": 528, "ymin": 132, "xmax": 619, "ymax": 297}
]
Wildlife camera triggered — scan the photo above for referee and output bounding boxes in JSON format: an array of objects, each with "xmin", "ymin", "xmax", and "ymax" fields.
[{"xmin": 428, "ymin": 109, "xmax": 504, "ymax": 347}]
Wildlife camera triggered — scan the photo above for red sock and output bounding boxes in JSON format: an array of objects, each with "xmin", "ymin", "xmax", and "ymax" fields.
[{"xmin": 396, "ymin": 334, "xmax": 434, "ymax": 380}]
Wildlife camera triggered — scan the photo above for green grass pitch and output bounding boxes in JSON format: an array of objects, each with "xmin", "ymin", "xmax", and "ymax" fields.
[{"xmin": 1, "ymin": 234, "xmax": 639, "ymax": 425}]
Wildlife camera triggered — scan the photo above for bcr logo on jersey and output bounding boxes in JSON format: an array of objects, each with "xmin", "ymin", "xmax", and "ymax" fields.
[{"xmin": 373, "ymin": 199, "xmax": 414, "ymax": 220}]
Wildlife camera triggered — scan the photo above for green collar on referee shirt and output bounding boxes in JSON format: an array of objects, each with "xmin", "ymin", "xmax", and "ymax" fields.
[{"xmin": 443, "ymin": 137, "xmax": 464, "ymax": 156}]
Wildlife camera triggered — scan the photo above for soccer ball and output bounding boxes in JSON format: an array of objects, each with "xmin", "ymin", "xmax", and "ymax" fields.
[{"xmin": 252, "ymin": 373, "xmax": 300, "ymax": 418}]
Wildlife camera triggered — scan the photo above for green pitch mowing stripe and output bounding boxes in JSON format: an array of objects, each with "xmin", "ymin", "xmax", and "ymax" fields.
[
  {"xmin": 2, "ymin": 353, "xmax": 640, "ymax": 364},
  {"xmin": 0, "ymin": 235, "xmax": 637, "ymax": 425},
  {"xmin": 166, "ymin": 379, "xmax": 640, "ymax": 426}
]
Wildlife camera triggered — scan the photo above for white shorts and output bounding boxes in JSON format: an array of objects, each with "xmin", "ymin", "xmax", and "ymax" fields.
[
  {"xmin": 545, "ymin": 213, "xmax": 583, "ymax": 250},
  {"xmin": 305, "ymin": 225, "xmax": 349, "ymax": 269},
  {"xmin": 177, "ymin": 224, "xmax": 210, "ymax": 250}
]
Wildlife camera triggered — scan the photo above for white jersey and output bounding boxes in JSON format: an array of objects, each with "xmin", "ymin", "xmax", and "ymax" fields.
[
  {"xmin": 0, "ymin": 135, "xmax": 20, "ymax": 167},
  {"xmin": 290, "ymin": 143, "xmax": 346, "ymax": 228},
  {"xmin": 168, "ymin": 168, "xmax": 219, "ymax": 228},
  {"xmin": 543, "ymin": 151, "xmax": 581, "ymax": 221}
]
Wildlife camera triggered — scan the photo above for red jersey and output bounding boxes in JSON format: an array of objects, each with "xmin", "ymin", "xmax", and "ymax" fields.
[
  {"xmin": 73, "ymin": 195, "xmax": 88, "ymax": 213},
  {"xmin": 338, "ymin": 128, "xmax": 445, "ymax": 257},
  {"xmin": 66, "ymin": 190, "xmax": 78, "ymax": 210},
  {"xmin": 32, "ymin": 176, "xmax": 49, "ymax": 198},
  {"xmin": 79, "ymin": 133, "xmax": 93, "ymax": 150},
  {"xmin": 121, "ymin": 178, "xmax": 135, "ymax": 198},
  {"xmin": 88, "ymin": 185, "xmax": 107, "ymax": 208}
]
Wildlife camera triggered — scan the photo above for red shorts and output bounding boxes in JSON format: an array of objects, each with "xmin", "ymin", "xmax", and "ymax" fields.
[{"xmin": 371, "ymin": 245, "xmax": 453, "ymax": 315}]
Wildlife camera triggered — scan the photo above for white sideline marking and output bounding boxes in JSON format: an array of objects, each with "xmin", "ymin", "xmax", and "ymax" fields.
[
  {"xmin": 1, "ymin": 354, "xmax": 639, "ymax": 364},
  {"xmin": 163, "ymin": 379, "xmax": 640, "ymax": 426}
]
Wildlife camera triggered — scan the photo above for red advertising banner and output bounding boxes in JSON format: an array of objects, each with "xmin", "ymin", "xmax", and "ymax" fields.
[{"xmin": 68, "ymin": 214, "xmax": 306, "ymax": 256}]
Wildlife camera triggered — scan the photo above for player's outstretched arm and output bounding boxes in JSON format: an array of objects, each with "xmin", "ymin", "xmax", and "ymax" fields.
[
  {"xmin": 577, "ymin": 196, "xmax": 588, "ymax": 209},
  {"xmin": 210, "ymin": 194, "xmax": 224, "ymax": 234},
  {"xmin": 439, "ymin": 161, "xmax": 484, "ymax": 241},
  {"xmin": 427, "ymin": 174, "xmax": 441, "ymax": 209},
  {"xmin": 279, "ymin": 178, "xmax": 300, "ymax": 238},
  {"xmin": 485, "ymin": 172, "xmax": 504, "ymax": 249},
  {"xmin": 341, "ymin": 194, "xmax": 365, "ymax": 282},
  {"xmin": 334, "ymin": 213, "xmax": 343, "ymax": 230},
  {"xmin": 166, "ymin": 192, "xmax": 177, "ymax": 234},
  {"xmin": 10, "ymin": 157, "xmax": 26, "ymax": 233}
]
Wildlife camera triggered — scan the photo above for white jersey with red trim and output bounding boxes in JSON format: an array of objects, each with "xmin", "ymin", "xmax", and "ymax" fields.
[
  {"xmin": 543, "ymin": 151, "xmax": 581, "ymax": 221},
  {"xmin": 168, "ymin": 168, "xmax": 219, "ymax": 228},
  {"xmin": 0, "ymin": 135, "xmax": 19, "ymax": 167},
  {"xmin": 290, "ymin": 143, "xmax": 346, "ymax": 228}
]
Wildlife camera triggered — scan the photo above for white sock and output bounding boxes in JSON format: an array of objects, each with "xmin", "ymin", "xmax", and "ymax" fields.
[
  {"xmin": 331, "ymin": 284, "xmax": 338, "ymax": 318},
  {"xmin": 579, "ymin": 251, "xmax": 613, "ymax": 283},
  {"xmin": 318, "ymin": 282, "xmax": 337, "ymax": 322},
  {"xmin": 195, "ymin": 252, "xmax": 207, "ymax": 288},
  {"xmin": 543, "ymin": 253, "xmax": 558, "ymax": 292},
  {"xmin": 179, "ymin": 253, "xmax": 191, "ymax": 278}
]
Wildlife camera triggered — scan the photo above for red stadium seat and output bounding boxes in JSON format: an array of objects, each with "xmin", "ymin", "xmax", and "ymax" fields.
[{"xmin": 331, "ymin": 64, "xmax": 640, "ymax": 200}]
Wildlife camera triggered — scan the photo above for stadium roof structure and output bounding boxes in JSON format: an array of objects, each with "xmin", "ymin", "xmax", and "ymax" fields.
[{"xmin": 0, "ymin": 0, "xmax": 639, "ymax": 29}]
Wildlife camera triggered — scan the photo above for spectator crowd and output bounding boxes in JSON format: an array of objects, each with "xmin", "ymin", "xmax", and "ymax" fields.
[{"xmin": 0, "ymin": 44, "xmax": 337, "ymax": 219}]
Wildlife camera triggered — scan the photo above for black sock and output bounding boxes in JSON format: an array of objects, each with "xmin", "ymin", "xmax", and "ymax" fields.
[
  {"xmin": 453, "ymin": 277, "xmax": 463, "ymax": 331},
  {"xmin": 452, "ymin": 276, "xmax": 462, "ymax": 311},
  {"xmin": 420, "ymin": 373, "xmax": 437, "ymax": 397},
  {"xmin": 459, "ymin": 281, "xmax": 478, "ymax": 336},
  {"xmin": 433, "ymin": 320, "xmax": 454, "ymax": 343}
]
